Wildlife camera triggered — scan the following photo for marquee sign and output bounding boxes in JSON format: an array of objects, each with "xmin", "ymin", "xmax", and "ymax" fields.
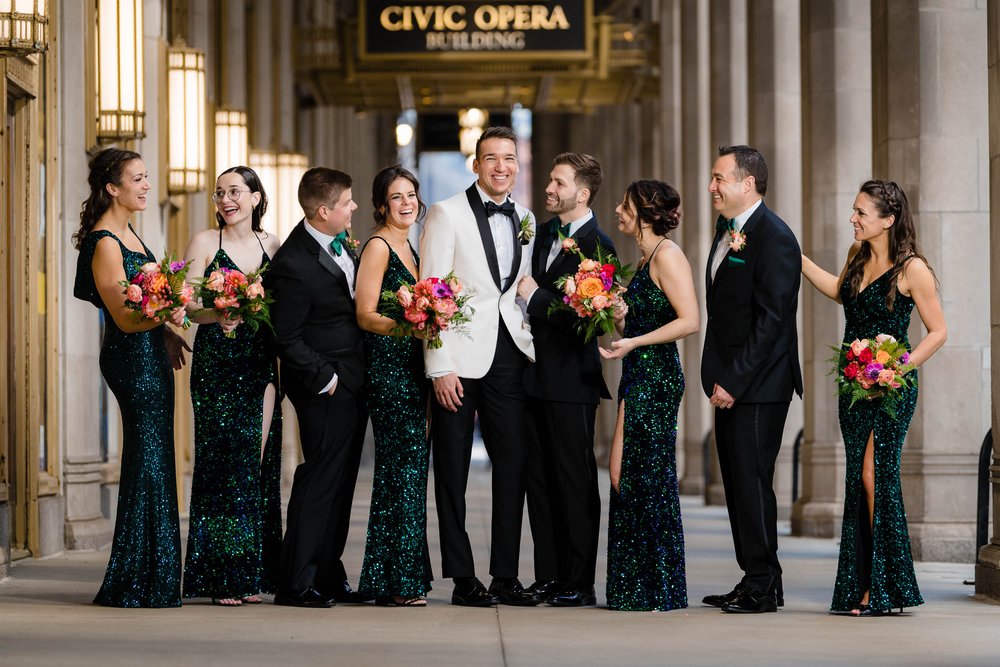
[{"xmin": 359, "ymin": 2, "xmax": 592, "ymax": 60}]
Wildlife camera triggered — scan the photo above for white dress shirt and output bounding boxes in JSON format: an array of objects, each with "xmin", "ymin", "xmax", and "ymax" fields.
[
  {"xmin": 477, "ymin": 184, "xmax": 517, "ymax": 290},
  {"xmin": 546, "ymin": 210, "xmax": 593, "ymax": 271},
  {"xmin": 303, "ymin": 220, "xmax": 356, "ymax": 393},
  {"xmin": 710, "ymin": 198, "xmax": 762, "ymax": 281}
]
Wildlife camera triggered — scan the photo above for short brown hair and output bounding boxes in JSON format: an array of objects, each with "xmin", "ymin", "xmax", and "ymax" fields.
[
  {"xmin": 718, "ymin": 145, "xmax": 768, "ymax": 196},
  {"xmin": 298, "ymin": 167, "xmax": 352, "ymax": 220},
  {"xmin": 553, "ymin": 152, "xmax": 603, "ymax": 205},
  {"xmin": 475, "ymin": 126, "xmax": 517, "ymax": 160}
]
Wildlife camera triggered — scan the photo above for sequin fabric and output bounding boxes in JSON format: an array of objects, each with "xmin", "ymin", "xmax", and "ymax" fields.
[
  {"xmin": 607, "ymin": 261, "xmax": 687, "ymax": 611},
  {"xmin": 183, "ymin": 249, "xmax": 283, "ymax": 599},
  {"xmin": 832, "ymin": 272, "xmax": 923, "ymax": 613},
  {"xmin": 74, "ymin": 229, "xmax": 182, "ymax": 608},
  {"xmin": 358, "ymin": 240, "xmax": 433, "ymax": 598}
]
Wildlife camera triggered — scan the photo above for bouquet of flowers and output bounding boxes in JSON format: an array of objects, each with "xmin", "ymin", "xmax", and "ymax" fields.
[
  {"xmin": 120, "ymin": 255, "xmax": 193, "ymax": 329},
  {"xmin": 830, "ymin": 334, "xmax": 915, "ymax": 417},
  {"xmin": 378, "ymin": 272, "xmax": 474, "ymax": 349},
  {"xmin": 548, "ymin": 240, "xmax": 633, "ymax": 342},
  {"xmin": 191, "ymin": 263, "xmax": 273, "ymax": 338}
]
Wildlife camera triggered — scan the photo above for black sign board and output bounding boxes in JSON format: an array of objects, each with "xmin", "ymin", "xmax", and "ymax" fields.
[{"xmin": 360, "ymin": 1, "xmax": 592, "ymax": 61}]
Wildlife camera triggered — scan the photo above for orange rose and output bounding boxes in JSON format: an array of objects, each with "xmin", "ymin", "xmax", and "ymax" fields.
[
  {"xmin": 577, "ymin": 277, "xmax": 604, "ymax": 299},
  {"xmin": 875, "ymin": 349, "xmax": 890, "ymax": 365}
]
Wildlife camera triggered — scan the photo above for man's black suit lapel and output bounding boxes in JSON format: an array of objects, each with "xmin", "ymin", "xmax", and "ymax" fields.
[
  {"xmin": 534, "ymin": 221, "xmax": 556, "ymax": 276},
  {"xmin": 540, "ymin": 216, "xmax": 601, "ymax": 282},
  {"xmin": 292, "ymin": 220, "xmax": 352, "ymax": 297},
  {"xmin": 465, "ymin": 185, "xmax": 502, "ymax": 289}
]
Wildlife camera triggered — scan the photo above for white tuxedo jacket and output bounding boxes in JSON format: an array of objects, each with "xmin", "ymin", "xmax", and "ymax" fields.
[{"xmin": 420, "ymin": 184, "xmax": 535, "ymax": 378}]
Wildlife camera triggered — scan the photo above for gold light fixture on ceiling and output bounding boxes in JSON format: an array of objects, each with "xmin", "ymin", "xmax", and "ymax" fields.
[
  {"xmin": 95, "ymin": 0, "xmax": 144, "ymax": 140},
  {"xmin": 214, "ymin": 108, "xmax": 248, "ymax": 178},
  {"xmin": 167, "ymin": 42, "xmax": 206, "ymax": 193},
  {"xmin": 0, "ymin": 0, "xmax": 47, "ymax": 55}
]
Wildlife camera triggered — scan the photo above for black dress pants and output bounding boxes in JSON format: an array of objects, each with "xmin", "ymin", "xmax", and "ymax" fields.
[{"xmin": 431, "ymin": 326, "xmax": 527, "ymax": 579}]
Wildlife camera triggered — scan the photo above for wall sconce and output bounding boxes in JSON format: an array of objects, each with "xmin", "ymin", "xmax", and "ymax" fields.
[
  {"xmin": 167, "ymin": 42, "xmax": 206, "ymax": 193},
  {"xmin": 249, "ymin": 149, "xmax": 278, "ymax": 236},
  {"xmin": 458, "ymin": 107, "xmax": 487, "ymax": 172},
  {"xmin": 0, "ymin": 0, "xmax": 47, "ymax": 55},
  {"xmin": 214, "ymin": 108, "xmax": 248, "ymax": 178},
  {"xmin": 95, "ymin": 0, "xmax": 144, "ymax": 140},
  {"xmin": 276, "ymin": 152, "xmax": 309, "ymax": 240}
]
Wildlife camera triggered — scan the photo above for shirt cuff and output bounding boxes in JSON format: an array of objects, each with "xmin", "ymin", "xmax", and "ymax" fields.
[{"xmin": 319, "ymin": 373, "xmax": 338, "ymax": 394}]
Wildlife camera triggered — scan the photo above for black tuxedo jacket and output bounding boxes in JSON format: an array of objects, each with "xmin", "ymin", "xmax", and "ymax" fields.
[
  {"xmin": 524, "ymin": 214, "xmax": 615, "ymax": 405},
  {"xmin": 701, "ymin": 202, "xmax": 803, "ymax": 402},
  {"xmin": 267, "ymin": 220, "xmax": 365, "ymax": 400}
]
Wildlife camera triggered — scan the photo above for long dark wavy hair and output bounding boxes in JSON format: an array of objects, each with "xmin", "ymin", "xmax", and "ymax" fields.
[
  {"xmin": 625, "ymin": 179, "xmax": 682, "ymax": 240},
  {"xmin": 215, "ymin": 165, "xmax": 269, "ymax": 232},
  {"xmin": 845, "ymin": 179, "xmax": 934, "ymax": 310},
  {"xmin": 371, "ymin": 165, "xmax": 426, "ymax": 227},
  {"xmin": 74, "ymin": 147, "xmax": 142, "ymax": 249}
]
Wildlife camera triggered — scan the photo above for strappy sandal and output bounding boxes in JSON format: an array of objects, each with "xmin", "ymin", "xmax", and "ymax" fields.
[
  {"xmin": 375, "ymin": 595, "xmax": 427, "ymax": 607},
  {"xmin": 212, "ymin": 597, "xmax": 243, "ymax": 606},
  {"xmin": 241, "ymin": 595, "xmax": 263, "ymax": 604}
]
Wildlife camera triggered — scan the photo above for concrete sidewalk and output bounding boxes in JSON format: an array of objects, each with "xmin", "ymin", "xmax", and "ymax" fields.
[{"xmin": 1, "ymin": 464, "xmax": 997, "ymax": 667}]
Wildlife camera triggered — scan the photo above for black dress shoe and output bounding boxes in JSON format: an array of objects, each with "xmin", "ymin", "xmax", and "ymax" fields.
[
  {"xmin": 273, "ymin": 587, "xmax": 335, "ymax": 608},
  {"xmin": 488, "ymin": 578, "xmax": 542, "ymax": 606},
  {"xmin": 451, "ymin": 577, "xmax": 497, "ymax": 607},
  {"xmin": 721, "ymin": 588, "xmax": 777, "ymax": 614},
  {"xmin": 704, "ymin": 584, "xmax": 784, "ymax": 608},
  {"xmin": 702, "ymin": 585, "xmax": 742, "ymax": 608},
  {"xmin": 525, "ymin": 580, "xmax": 560, "ymax": 601},
  {"xmin": 546, "ymin": 585, "xmax": 596, "ymax": 607},
  {"xmin": 324, "ymin": 580, "xmax": 373, "ymax": 603}
]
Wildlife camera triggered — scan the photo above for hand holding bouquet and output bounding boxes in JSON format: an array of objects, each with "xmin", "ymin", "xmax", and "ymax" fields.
[
  {"xmin": 192, "ymin": 263, "xmax": 273, "ymax": 338},
  {"xmin": 548, "ymin": 241, "xmax": 634, "ymax": 342},
  {"xmin": 831, "ymin": 334, "xmax": 915, "ymax": 417},
  {"xmin": 378, "ymin": 272, "xmax": 474, "ymax": 349},
  {"xmin": 120, "ymin": 255, "xmax": 193, "ymax": 329}
]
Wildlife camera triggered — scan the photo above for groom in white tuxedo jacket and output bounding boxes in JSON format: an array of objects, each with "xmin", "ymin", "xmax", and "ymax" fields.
[{"xmin": 420, "ymin": 126, "xmax": 537, "ymax": 607}]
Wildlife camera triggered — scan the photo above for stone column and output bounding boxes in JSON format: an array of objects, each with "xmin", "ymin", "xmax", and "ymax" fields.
[
  {"xmin": 792, "ymin": 0, "xmax": 871, "ymax": 538},
  {"xmin": 60, "ymin": 0, "xmax": 113, "ymax": 550},
  {"xmin": 677, "ymin": 0, "xmax": 714, "ymax": 499},
  {"xmin": 746, "ymin": 0, "xmax": 803, "ymax": 519},
  {"xmin": 872, "ymin": 0, "xmax": 989, "ymax": 562},
  {"xmin": 976, "ymin": 0, "xmax": 1000, "ymax": 598}
]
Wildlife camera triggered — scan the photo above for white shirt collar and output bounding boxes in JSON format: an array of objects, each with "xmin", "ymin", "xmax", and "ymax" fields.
[
  {"xmin": 731, "ymin": 198, "xmax": 763, "ymax": 232},
  {"xmin": 303, "ymin": 219, "xmax": 337, "ymax": 248},
  {"xmin": 560, "ymin": 210, "xmax": 593, "ymax": 236},
  {"xmin": 475, "ymin": 183, "xmax": 512, "ymax": 207}
]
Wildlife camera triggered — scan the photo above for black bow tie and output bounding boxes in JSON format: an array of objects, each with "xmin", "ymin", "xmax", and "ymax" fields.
[
  {"xmin": 485, "ymin": 200, "xmax": 517, "ymax": 219},
  {"xmin": 716, "ymin": 217, "xmax": 735, "ymax": 233}
]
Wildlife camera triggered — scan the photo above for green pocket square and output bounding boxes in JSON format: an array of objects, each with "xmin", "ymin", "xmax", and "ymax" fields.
[{"xmin": 728, "ymin": 256, "xmax": 746, "ymax": 265}]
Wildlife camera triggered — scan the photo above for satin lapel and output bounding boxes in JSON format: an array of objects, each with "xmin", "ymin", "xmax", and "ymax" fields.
[
  {"xmin": 465, "ymin": 185, "xmax": 502, "ymax": 289},
  {"xmin": 706, "ymin": 215, "xmax": 726, "ymax": 294},
  {"xmin": 533, "ymin": 222, "xmax": 555, "ymax": 276},
  {"xmin": 505, "ymin": 208, "xmax": 523, "ymax": 294},
  {"xmin": 317, "ymin": 249, "xmax": 351, "ymax": 294}
]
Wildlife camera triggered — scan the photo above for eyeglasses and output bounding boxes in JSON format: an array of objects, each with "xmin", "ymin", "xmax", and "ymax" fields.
[{"xmin": 212, "ymin": 187, "xmax": 252, "ymax": 203}]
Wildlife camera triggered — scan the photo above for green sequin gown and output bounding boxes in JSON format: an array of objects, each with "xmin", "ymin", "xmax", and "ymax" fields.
[
  {"xmin": 607, "ymin": 261, "xmax": 687, "ymax": 611},
  {"xmin": 73, "ymin": 228, "xmax": 182, "ymax": 608},
  {"xmin": 832, "ymin": 272, "xmax": 923, "ymax": 613},
  {"xmin": 358, "ymin": 238, "xmax": 432, "ymax": 598},
  {"xmin": 183, "ymin": 248, "xmax": 283, "ymax": 599}
]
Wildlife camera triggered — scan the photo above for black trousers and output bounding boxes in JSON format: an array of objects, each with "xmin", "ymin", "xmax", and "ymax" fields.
[
  {"xmin": 278, "ymin": 384, "xmax": 367, "ymax": 595},
  {"xmin": 525, "ymin": 400, "xmax": 601, "ymax": 586},
  {"xmin": 431, "ymin": 326, "xmax": 527, "ymax": 580},
  {"xmin": 714, "ymin": 400, "xmax": 790, "ymax": 595}
]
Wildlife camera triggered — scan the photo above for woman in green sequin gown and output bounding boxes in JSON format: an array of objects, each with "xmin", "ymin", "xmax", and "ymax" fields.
[
  {"xmin": 73, "ymin": 149, "xmax": 189, "ymax": 608},
  {"xmin": 802, "ymin": 180, "xmax": 946, "ymax": 615},
  {"xmin": 355, "ymin": 167, "xmax": 432, "ymax": 606},
  {"xmin": 601, "ymin": 181, "xmax": 700, "ymax": 611},
  {"xmin": 182, "ymin": 167, "xmax": 283, "ymax": 606}
]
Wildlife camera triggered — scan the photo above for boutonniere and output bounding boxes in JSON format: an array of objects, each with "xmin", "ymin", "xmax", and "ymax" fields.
[
  {"xmin": 728, "ymin": 229, "xmax": 746, "ymax": 252},
  {"xmin": 560, "ymin": 235, "xmax": 579, "ymax": 254},
  {"xmin": 345, "ymin": 232, "xmax": 360, "ymax": 252},
  {"xmin": 518, "ymin": 212, "xmax": 534, "ymax": 244}
]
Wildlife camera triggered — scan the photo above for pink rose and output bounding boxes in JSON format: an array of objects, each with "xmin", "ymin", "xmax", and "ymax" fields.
[
  {"xmin": 579, "ymin": 258, "xmax": 600, "ymax": 272},
  {"xmin": 446, "ymin": 276, "xmax": 463, "ymax": 294},
  {"xmin": 396, "ymin": 285, "xmax": 413, "ymax": 308},
  {"xmin": 405, "ymin": 309, "xmax": 429, "ymax": 323},
  {"xmin": 179, "ymin": 284, "xmax": 194, "ymax": 305},
  {"xmin": 246, "ymin": 282, "xmax": 265, "ymax": 299},
  {"xmin": 849, "ymin": 339, "xmax": 866, "ymax": 357},
  {"xmin": 875, "ymin": 333, "xmax": 895, "ymax": 345},
  {"xmin": 561, "ymin": 237, "xmax": 578, "ymax": 252},
  {"xmin": 564, "ymin": 277, "xmax": 577, "ymax": 296},
  {"xmin": 591, "ymin": 294, "xmax": 609, "ymax": 310},
  {"xmin": 214, "ymin": 295, "xmax": 238, "ymax": 310},
  {"xmin": 206, "ymin": 271, "xmax": 225, "ymax": 292},
  {"xmin": 140, "ymin": 262, "xmax": 159, "ymax": 274},
  {"xmin": 126, "ymin": 284, "xmax": 143, "ymax": 303},
  {"xmin": 414, "ymin": 296, "xmax": 430, "ymax": 312},
  {"xmin": 877, "ymin": 369, "xmax": 896, "ymax": 386}
]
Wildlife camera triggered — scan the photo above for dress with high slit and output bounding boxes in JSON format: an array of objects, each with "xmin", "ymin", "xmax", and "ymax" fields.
[
  {"xmin": 831, "ymin": 271, "xmax": 923, "ymax": 613},
  {"xmin": 183, "ymin": 232, "xmax": 283, "ymax": 599},
  {"xmin": 606, "ymin": 260, "xmax": 687, "ymax": 611}
]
